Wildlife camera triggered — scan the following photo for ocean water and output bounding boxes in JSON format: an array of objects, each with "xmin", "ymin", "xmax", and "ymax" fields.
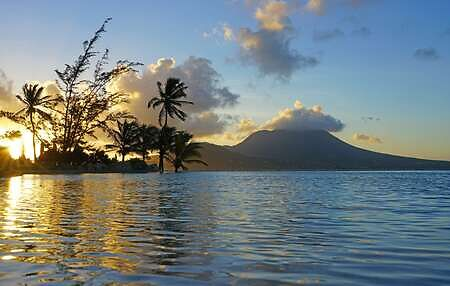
[{"xmin": 0, "ymin": 171, "xmax": 449, "ymax": 285}]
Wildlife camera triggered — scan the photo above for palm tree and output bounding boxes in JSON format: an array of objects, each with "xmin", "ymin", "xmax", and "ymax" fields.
[
  {"xmin": 169, "ymin": 132, "xmax": 207, "ymax": 172},
  {"xmin": 148, "ymin": 78, "xmax": 193, "ymax": 173},
  {"xmin": 106, "ymin": 120, "xmax": 139, "ymax": 162},
  {"xmin": 15, "ymin": 84, "xmax": 55, "ymax": 161},
  {"xmin": 154, "ymin": 127, "xmax": 176, "ymax": 173},
  {"xmin": 148, "ymin": 78, "xmax": 193, "ymax": 128},
  {"xmin": 134, "ymin": 123, "xmax": 159, "ymax": 161}
]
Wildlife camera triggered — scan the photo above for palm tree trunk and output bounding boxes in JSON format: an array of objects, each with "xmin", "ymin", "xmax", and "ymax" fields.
[
  {"xmin": 159, "ymin": 122, "xmax": 167, "ymax": 174},
  {"xmin": 159, "ymin": 149, "xmax": 164, "ymax": 173},
  {"xmin": 122, "ymin": 153, "xmax": 125, "ymax": 163},
  {"xmin": 30, "ymin": 113, "xmax": 37, "ymax": 162}
]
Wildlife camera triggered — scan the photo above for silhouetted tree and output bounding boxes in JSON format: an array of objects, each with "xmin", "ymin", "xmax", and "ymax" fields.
[
  {"xmin": 106, "ymin": 120, "xmax": 139, "ymax": 162},
  {"xmin": 51, "ymin": 18, "xmax": 141, "ymax": 153},
  {"xmin": 148, "ymin": 78, "xmax": 192, "ymax": 173},
  {"xmin": 134, "ymin": 123, "xmax": 159, "ymax": 161},
  {"xmin": 155, "ymin": 126, "xmax": 177, "ymax": 173},
  {"xmin": 0, "ymin": 84, "xmax": 56, "ymax": 161},
  {"xmin": 0, "ymin": 130, "xmax": 22, "ymax": 140},
  {"xmin": 169, "ymin": 131, "xmax": 207, "ymax": 172}
]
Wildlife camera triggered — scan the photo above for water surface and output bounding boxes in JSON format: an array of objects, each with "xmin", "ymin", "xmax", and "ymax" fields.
[{"xmin": 0, "ymin": 171, "xmax": 449, "ymax": 285}]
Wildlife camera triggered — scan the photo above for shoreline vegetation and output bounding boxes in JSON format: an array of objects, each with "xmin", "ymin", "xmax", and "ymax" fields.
[{"xmin": 0, "ymin": 18, "xmax": 206, "ymax": 177}]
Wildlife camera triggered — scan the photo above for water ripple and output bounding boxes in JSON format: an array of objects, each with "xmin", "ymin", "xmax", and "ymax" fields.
[{"xmin": 0, "ymin": 171, "xmax": 449, "ymax": 285}]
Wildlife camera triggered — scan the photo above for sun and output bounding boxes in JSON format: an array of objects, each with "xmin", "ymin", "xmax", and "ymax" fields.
[
  {"xmin": 7, "ymin": 140, "xmax": 23, "ymax": 159},
  {"xmin": 0, "ymin": 129, "xmax": 38, "ymax": 160}
]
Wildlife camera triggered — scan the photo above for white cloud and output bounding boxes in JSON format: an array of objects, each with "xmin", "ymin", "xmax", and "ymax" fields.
[{"xmin": 262, "ymin": 100, "xmax": 344, "ymax": 132}]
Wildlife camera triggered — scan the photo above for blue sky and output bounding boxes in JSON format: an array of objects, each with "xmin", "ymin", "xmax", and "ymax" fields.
[{"xmin": 1, "ymin": 0, "xmax": 450, "ymax": 160}]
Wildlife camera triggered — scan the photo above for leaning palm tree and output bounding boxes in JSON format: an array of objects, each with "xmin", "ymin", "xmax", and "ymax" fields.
[
  {"xmin": 148, "ymin": 78, "xmax": 193, "ymax": 173},
  {"xmin": 14, "ymin": 84, "xmax": 56, "ymax": 161},
  {"xmin": 134, "ymin": 123, "xmax": 159, "ymax": 161},
  {"xmin": 169, "ymin": 132, "xmax": 207, "ymax": 172},
  {"xmin": 105, "ymin": 120, "xmax": 139, "ymax": 163}
]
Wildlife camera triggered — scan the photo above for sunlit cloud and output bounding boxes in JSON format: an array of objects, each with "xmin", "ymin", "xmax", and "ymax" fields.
[
  {"xmin": 222, "ymin": 0, "xmax": 319, "ymax": 80},
  {"xmin": 223, "ymin": 24, "xmax": 234, "ymax": 40},
  {"xmin": 352, "ymin": 133, "xmax": 382, "ymax": 144},
  {"xmin": 203, "ymin": 23, "xmax": 234, "ymax": 41},
  {"xmin": 262, "ymin": 100, "xmax": 344, "ymax": 132},
  {"xmin": 112, "ymin": 56, "xmax": 239, "ymax": 136},
  {"xmin": 255, "ymin": 0, "xmax": 289, "ymax": 31},
  {"xmin": 0, "ymin": 69, "xmax": 19, "ymax": 111},
  {"xmin": 306, "ymin": 0, "xmax": 325, "ymax": 15}
]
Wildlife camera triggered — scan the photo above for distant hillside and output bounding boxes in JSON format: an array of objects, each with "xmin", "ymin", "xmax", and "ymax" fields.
[
  {"xmin": 190, "ymin": 130, "xmax": 450, "ymax": 171},
  {"xmin": 190, "ymin": 143, "xmax": 284, "ymax": 171}
]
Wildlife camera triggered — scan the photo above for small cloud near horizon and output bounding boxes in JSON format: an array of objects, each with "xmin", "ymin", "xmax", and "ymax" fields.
[
  {"xmin": 352, "ymin": 26, "xmax": 371, "ymax": 37},
  {"xmin": 352, "ymin": 133, "xmax": 382, "ymax": 144},
  {"xmin": 313, "ymin": 28, "xmax": 345, "ymax": 41},
  {"xmin": 413, "ymin": 48, "xmax": 439, "ymax": 61}
]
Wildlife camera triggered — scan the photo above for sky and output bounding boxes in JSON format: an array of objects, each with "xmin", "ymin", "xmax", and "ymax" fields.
[{"xmin": 0, "ymin": 0, "xmax": 450, "ymax": 161}]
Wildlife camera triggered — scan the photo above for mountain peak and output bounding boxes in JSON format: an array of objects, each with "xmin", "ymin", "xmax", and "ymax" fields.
[{"xmin": 192, "ymin": 129, "xmax": 450, "ymax": 171}]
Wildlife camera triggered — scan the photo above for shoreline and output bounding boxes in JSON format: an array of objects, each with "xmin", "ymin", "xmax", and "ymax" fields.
[{"xmin": 2, "ymin": 169, "xmax": 449, "ymax": 178}]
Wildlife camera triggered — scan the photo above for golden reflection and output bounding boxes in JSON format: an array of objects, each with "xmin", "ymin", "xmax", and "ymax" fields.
[
  {"xmin": 3, "ymin": 176, "xmax": 23, "ymax": 234},
  {"xmin": 0, "ymin": 175, "xmax": 197, "ymax": 275},
  {"xmin": 1, "ymin": 254, "xmax": 16, "ymax": 260}
]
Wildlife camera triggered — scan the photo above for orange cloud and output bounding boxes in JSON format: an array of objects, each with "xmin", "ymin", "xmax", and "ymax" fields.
[{"xmin": 352, "ymin": 133, "xmax": 382, "ymax": 144}]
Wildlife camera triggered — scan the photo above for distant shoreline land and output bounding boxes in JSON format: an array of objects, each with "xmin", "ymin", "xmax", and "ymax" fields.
[{"xmin": 2, "ymin": 129, "xmax": 449, "ymax": 177}]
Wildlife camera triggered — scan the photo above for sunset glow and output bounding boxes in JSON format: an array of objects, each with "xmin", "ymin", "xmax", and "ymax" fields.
[{"xmin": 0, "ymin": 129, "xmax": 37, "ymax": 160}]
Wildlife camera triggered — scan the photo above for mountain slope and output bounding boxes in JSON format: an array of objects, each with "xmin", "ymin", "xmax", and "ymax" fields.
[{"xmin": 190, "ymin": 130, "xmax": 450, "ymax": 171}]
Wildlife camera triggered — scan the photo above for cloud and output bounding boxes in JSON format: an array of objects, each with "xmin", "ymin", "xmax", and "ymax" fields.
[
  {"xmin": 230, "ymin": 0, "xmax": 319, "ymax": 80},
  {"xmin": 0, "ymin": 70, "xmax": 18, "ymax": 110},
  {"xmin": 200, "ymin": 117, "xmax": 259, "ymax": 144},
  {"xmin": 414, "ymin": 48, "xmax": 439, "ymax": 61},
  {"xmin": 203, "ymin": 23, "xmax": 234, "ymax": 41},
  {"xmin": 112, "ymin": 56, "xmax": 239, "ymax": 135},
  {"xmin": 306, "ymin": 0, "xmax": 325, "ymax": 15},
  {"xmin": 255, "ymin": 0, "xmax": 289, "ymax": 31},
  {"xmin": 352, "ymin": 133, "xmax": 382, "ymax": 144},
  {"xmin": 184, "ymin": 112, "xmax": 229, "ymax": 137},
  {"xmin": 352, "ymin": 26, "xmax": 371, "ymax": 37},
  {"xmin": 305, "ymin": 0, "xmax": 371, "ymax": 16},
  {"xmin": 362, "ymin": 116, "xmax": 380, "ymax": 122},
  {"xmin": 237, "ymin": 27, "xmax": 318, "ymax": 79},
  {"xmin": 223, "ymin": 24, "xmax": 234, "ymax": 40},
  {"xmin": 313, "ymin": 28, "xmax": 345, "ymax": 41},
  {"xmin": 262, "ymin": 100, "xmax": 344, "ymax": 132},
  {"xmin": 236, "ymin": 118, "xmax": 258, "ymax": 134}
]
